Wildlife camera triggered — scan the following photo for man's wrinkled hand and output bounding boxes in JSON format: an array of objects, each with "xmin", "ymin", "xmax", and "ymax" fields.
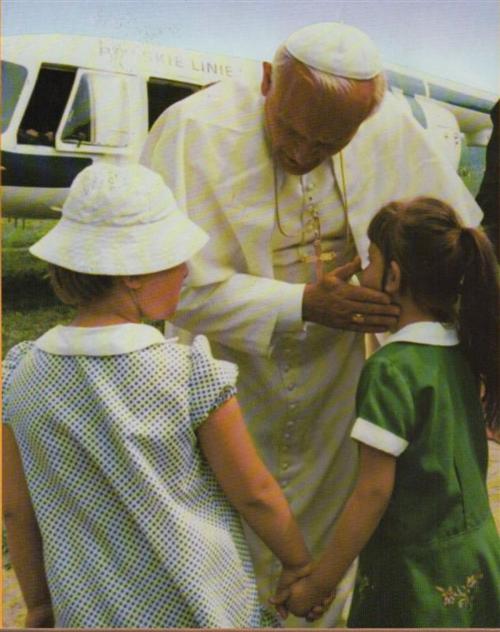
[{"xmin": 302, "ymin": 257, "xmax": 400, "ymax": 332}]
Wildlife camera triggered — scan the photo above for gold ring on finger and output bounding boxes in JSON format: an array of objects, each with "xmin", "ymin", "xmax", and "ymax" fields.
[{"xmin": 352, "ymin": 312, "xmax": 365, "ymax": 324}]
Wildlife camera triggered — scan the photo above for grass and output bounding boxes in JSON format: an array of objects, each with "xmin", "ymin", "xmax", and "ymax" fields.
[
  {"xmin": 2, "ymin": 218, "xmax": 57, "ymax": 249},
  {"xmin": 3, "ymin": 305, "xmax": 75, "ymax": 357},
  {"xmin": 458, "ymin": 145, "xmax": 486, "ymax": 197},
  {"xmin": 2, "ymin": 218, "xmax": 74, "ymax": 357},
  {"xmin": 2, "ymin": 247, "xmax": 49, "ymax": 280}
]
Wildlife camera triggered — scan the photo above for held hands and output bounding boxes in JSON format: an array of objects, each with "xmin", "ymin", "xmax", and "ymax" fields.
[
  {"xmin": 302, "ymin": 256, "xmax": 400, "ymax": 332},
  {"xmin": 270, "ymin": 562, "xmax": 335, "ymax": 622},
  {"xmin": 270, "ymin": 561, "xmax": 313, "ymax": 619}
]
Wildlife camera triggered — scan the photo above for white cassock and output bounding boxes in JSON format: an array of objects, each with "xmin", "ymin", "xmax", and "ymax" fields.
[{"xmin": 141, "ymin": 78, "xmax": 482, "ymax": 627}]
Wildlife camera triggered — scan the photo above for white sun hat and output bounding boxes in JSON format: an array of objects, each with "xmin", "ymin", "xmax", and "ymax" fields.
[
  {"xmin": 30, "ymin": 163, "xmax": 209, "ymax": 275},
  {"xmin": 285, "ymin": 22, "xmax": 383, "ymax": 80}
]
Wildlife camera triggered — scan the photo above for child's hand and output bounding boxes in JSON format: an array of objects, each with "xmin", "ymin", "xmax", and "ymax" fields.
[
  {"xmin": 285, "ymin": 572, "xmax": 336, "ymax": 621},
  {"xmin": 269, "ymin": 561, "xmax": 313, "ymax": 619}
]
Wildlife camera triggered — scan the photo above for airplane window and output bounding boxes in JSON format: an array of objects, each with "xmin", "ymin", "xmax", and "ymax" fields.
[
  {"xmin": 18, "ymin": 67, "xmax": 76, "ymax": 146},
  {"xmin": 147, "ymin": 79, "xmax": 199, "ymax": 129},
  {"xmin": 61, "ymin": 72, "xmax": 130, "ymax": 148},
  {"xmin": 61, "ymin": 75, "xmax": 91, "ymax": 144},
  {"xmin": 2, "ymin": 61, "xmax": 28, "ymax": 133}
]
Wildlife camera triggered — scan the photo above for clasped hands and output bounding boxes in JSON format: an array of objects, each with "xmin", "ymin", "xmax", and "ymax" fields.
[
  {"xmin": 302, "ymin": 256, "xmax": 400, "ymax": 332},
  {"xmin": 270, "ymin": 561, "xmax": 335, "ymax": 622}
]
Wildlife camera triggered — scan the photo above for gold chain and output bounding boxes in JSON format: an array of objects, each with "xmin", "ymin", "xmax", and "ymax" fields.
[{"xmin": 273, "ymin": 153, "xmax": 350, "ymax": 280}]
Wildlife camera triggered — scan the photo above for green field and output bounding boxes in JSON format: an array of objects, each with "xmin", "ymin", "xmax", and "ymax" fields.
[{"xmin": 2, "ymin": 218, "xmax": 75, "ymax": 358}]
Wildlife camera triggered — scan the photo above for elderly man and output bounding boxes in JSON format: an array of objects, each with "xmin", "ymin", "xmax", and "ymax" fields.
[{"xmin": 141, "ymin": 23, "xmax": 482, "ymax": 626}]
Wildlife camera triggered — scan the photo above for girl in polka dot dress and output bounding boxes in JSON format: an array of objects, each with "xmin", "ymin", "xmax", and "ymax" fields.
[{"xmin": 2, "ymin": 164, "xmax": 316, "ymax": 628}]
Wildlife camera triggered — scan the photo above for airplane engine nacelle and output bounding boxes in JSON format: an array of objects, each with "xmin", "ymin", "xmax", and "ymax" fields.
[{"xmin": 391, "ymin": 91, "xmax": 462, "ymax": 170}]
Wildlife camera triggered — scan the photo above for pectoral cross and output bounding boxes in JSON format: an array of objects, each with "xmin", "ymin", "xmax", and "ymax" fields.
[
  {"xmin": 299, "ymin": 210, "xmax": 336, "ymax": 282},
  {"xmin": 273, "ymin": 156, "xmax": 348, "ymax": 283}
]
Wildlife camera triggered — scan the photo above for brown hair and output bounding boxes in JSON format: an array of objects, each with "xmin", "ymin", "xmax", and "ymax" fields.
[
  {"xmin": 48, "ymin": 264, "xmax": 116, "ymax": 306},
  {"xmin": 368, "ymin": 197, "xmax": 499, "ymax": 429}
]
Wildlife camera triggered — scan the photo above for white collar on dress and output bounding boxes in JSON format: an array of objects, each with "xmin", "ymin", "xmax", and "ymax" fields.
[
  {"xmin": 381, "ymin": 321, "xmax": 459, "ymax": 348},
  {"xmin": 35, "ymin": 323, "xmax": 170, "ymax": 356}
]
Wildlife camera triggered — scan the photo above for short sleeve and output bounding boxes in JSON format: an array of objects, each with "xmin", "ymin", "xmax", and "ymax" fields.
[
  {"xmin": 2, "ymin": 341, "xmax": 34, "ymax": 423},
  {"xmin": 188, "ymin": 335, "xmax": 238, "ymax": 429},
  {"xmin": 351, "ymin": 355, "xmax": 414, "ymax": 456}
]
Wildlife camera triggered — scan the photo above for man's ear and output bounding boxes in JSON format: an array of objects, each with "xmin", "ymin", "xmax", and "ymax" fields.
[
  {"xmin": 261, "ymin": 61, "xmax": 272, "ymax": 96},
  {"xmin": 384, "ymin": 261, "xmax": 401, "ymax": 295}
]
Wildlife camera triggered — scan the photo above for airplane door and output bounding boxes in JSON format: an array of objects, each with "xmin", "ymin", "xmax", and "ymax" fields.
[
  {"xmin": 415, "ymin": 96, "xmax": 462, "ymax": 169},
  {"xmin": 55, "ymin": 68, "xmax": 138, "ymax": 156},
  {"xmin": 391, "ymin": 90, "xmax": 462, "ymax": 169}
]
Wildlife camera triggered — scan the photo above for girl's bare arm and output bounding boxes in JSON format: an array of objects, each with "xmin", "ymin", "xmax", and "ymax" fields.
[
  {"xmin": 197, "ymin": 396, "xmax": 311, "ymax": 574},
  {"xmin": 3, "ymin": 425, "xmax": 54, "ymax": 627}
]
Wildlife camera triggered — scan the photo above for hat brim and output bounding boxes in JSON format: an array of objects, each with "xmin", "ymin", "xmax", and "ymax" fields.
[{"xmin": 30, "ymin": 210, "xmax": 209, "ymax": 275}]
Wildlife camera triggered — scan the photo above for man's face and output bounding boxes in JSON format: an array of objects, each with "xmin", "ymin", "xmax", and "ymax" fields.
[{"xmin": 264, "ymin": 69, "xmax": 372, "ymax": 175}]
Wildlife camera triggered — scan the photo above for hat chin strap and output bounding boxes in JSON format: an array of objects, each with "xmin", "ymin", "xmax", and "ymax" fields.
[{"xmin": 126, "ymin": 286, "xmax": 145, "ymax": 323}]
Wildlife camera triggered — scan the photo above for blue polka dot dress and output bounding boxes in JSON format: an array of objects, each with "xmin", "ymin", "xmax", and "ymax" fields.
[{"xmin": 3, "ymin": 324, "xmax": 279, "ymax": 628}]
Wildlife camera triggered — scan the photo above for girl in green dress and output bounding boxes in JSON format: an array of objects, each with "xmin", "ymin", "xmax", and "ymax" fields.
[{"xmin": 272, "ymin": 196, "xmax": 500, "ymax": 627}]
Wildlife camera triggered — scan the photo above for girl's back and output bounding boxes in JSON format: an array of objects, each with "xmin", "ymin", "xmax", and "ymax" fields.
[
  {"xmin": 4, "ymin": 327, "xmax": 274, "ymax": 627},
  {"xmin": 357, "ymin": 333, "xmax": 490, "ymax": 544},
  {"xmin": 349, "ymin": 327, "xmax": 500, "ymax": 626}
]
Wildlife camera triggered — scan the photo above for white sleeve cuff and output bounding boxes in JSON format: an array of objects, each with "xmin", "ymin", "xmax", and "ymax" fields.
[
  {"xmin": 274, "ymin": 283, "xmax": 307, "ymax": 333},
  {"xmin": 351, "ymin": 417, "xmax": 409, "ymax": 456}
]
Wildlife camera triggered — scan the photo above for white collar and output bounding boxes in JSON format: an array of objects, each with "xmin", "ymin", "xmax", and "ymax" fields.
[
  {"xmin": 381, "ymin": 321, "xmax": 459, "ymax": 348},
  {"xmin": 35, "ymin": 324, "xmax": 169, "ymax": 356}
]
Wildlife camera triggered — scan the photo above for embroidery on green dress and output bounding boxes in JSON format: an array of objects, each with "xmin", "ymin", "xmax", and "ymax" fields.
[{"xmin": 435, "ymin": 572, "xmax": 483, "ymax": 608}]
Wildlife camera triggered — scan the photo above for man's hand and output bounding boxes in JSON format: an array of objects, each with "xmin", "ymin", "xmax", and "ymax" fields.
[{"xmin": 302, "ymin": 257, "xmax": 399, "ymax": 332}]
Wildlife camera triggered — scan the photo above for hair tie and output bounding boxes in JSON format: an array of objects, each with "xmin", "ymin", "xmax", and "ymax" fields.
[{"xmin": 459, "ymin": 225, "xmax": 473, "ymax": 249}]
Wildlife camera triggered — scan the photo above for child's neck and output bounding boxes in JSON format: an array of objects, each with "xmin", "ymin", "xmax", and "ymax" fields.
[
  {"xmin": 71, "ymin": 313, "xmax": 139, "ymax": 327},
  {"xmin": 71, "ymin": 293, "xmax": 141, "ymax": 327},
  {"xmin": 392, "ymin": 295, "xmax": 437, "ymax": 332}
]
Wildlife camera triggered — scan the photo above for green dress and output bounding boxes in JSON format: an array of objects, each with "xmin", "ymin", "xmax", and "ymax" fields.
[{"xmin": 348, "ymin": 322, "xmax": 500, "ymax": 628}]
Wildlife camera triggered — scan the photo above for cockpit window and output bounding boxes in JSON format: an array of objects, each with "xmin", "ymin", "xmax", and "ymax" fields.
[
  {"xmin": 2, "ymin": 60, "xmax": 27, "ymax": 132},
  {"xmin": 17, "ymin": 66, "xmax": 76, "ymax": 146}
]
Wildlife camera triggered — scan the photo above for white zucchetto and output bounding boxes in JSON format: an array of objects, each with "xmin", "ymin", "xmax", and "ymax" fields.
[{"xmin": 285, "ymin": 22, "xmax": 383, "ymax": 80}]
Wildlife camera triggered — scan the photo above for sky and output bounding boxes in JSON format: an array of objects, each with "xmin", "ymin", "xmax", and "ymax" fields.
[{"xmin": 2, "ymin": 0, "xmax": 499, "ymax": 94}]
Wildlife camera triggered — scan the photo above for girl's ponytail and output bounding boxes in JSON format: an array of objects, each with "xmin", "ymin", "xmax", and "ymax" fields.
[{"xmin": 458, "ymin": 227, "xmax": 499, "ymax": 429}]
